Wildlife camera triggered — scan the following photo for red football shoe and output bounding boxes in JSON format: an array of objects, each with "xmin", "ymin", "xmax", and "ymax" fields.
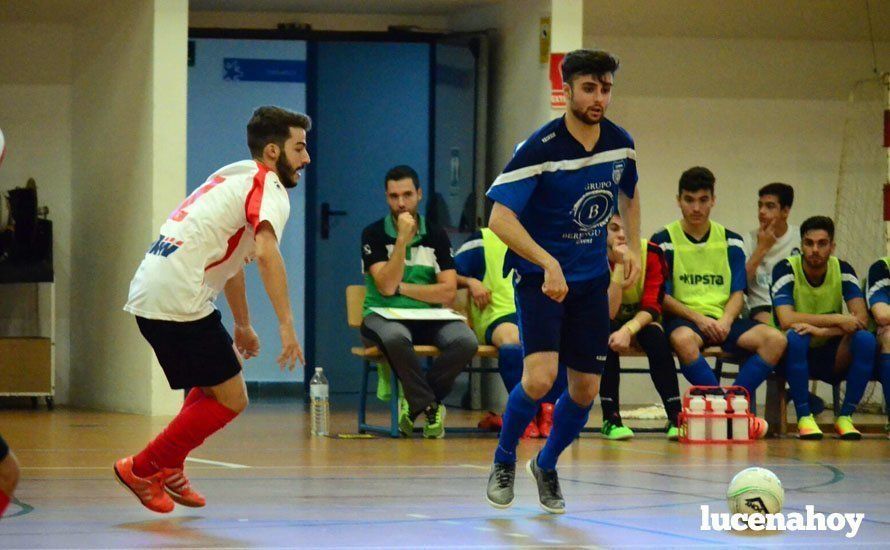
[
  {"xmin": 113, "ymin": 457, "xmax": 174, "ymax": 513},
  {"xmin": 163, "ymin": 467, "xmax": 206, "ymax": 507},
  {"xmin": 477, "ymin": 411, "xmax": 503, "ymax": 431},
  {"xmin": 537, "ymin": 403, "xmax": 554, "ymax": 438},
  {"xmin": 521, "ymin": 419, "xmax": 540, "ymax": 439}
]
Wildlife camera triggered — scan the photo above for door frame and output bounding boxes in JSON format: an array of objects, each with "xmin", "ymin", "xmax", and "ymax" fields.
[{"xmin": 188, "ymin": 27, "xmax": 490, "ymax": 390}]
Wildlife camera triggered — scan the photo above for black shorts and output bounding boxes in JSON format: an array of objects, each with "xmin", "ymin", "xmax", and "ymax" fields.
[
  {"xmin": 484, "ymin": 313, "xmax": 518, "ymax": 345},
  {"xmin": 136, "ymin": 310, "xmax": 242, "ymax": 390},
  {"xmin": 0, "ymin": 434, "xmax": 8, "ymax": 461},
  {"xmin": 514, "ymin": 272, "xmax": 610, "ymax": 374}
]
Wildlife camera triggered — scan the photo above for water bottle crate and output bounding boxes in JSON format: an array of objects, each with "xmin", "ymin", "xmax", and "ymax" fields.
[{"xmin": 678, "ymin": 385, "xmax": 755, "ymax": 444}]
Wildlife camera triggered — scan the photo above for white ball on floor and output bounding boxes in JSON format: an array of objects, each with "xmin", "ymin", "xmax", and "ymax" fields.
[{"xmin": 727, "ymin": 467, "xmax": 784, "ymax": 514}]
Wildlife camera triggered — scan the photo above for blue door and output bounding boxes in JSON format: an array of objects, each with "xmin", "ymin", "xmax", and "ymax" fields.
[
  {"xmin": 188, "ymin": 38, "xmax": 308, "ymax": 383},
  {"xmin": 309, "ymin": 41, "xmax": 431, "ymax": 393}
]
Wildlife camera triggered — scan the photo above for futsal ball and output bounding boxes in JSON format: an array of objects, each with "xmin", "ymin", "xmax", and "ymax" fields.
[{"xmin": 726, "ymin": 467, "xmax": 784, "ymax": 514}]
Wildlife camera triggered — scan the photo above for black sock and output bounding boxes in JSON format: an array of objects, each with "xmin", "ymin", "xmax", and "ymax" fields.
[
  {"xmin": 637, "ymin": 324, "xmax": 683, "ymax": 426},
  {"xmin": 601, "ymin": 348, "xmax": 621, "ymax": 422}
]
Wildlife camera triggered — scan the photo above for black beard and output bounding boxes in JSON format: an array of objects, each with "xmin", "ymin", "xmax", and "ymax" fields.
[
  {"xmin": 277, "ymin": 155, "xmax": 298, "ymax": 188},
  {"xmin": 570, "ymin": 104, "xmax": 601, "ymax": 126}
]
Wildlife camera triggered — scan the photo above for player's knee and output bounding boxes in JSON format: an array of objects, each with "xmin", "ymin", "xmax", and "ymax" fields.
[
  {"xmin": 380, "ymin": 332, "xmax": 412, "ymax": 351},
  {"xmin": 452, "ymin": 330, "xmax": 480, "ymax": 359},
  {"xmin": 670, "ymin": 332, "xmax": 698, "ymax": 362},
  {"xmin": 569, "ymin": 381, "xmax": 599, "ymax": 406},
  {"xmin": 220, "ymin": 391, "xmax": 249, "ymax": 414},
  {"xmin": 492, "ymin": 323, "xmax": 520, "ymax": 347},
  {"xmin": 522, "ymin": 371, "xmax": 556, "ymax": 400},
  {"xmin": 760, "ymin": 329, "xmax": 787, "ymax": 363}
]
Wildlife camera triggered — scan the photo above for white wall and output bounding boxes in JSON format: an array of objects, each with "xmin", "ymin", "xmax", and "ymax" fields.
[
  {"xmin": 70, "ymin": 0, "xmax": 187, "ymax": 415},
  {"xmin": 0, "ymin": 22, "xmax": 73, "ymax": 404}
]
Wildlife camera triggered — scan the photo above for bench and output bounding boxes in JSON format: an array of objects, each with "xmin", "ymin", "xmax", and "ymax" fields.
[{"xmin": 348, "ymin": 285, "xmax": 763, "ymax": 437}]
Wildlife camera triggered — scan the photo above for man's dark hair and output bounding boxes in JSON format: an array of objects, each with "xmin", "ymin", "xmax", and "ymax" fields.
[
  {"xmin": 247, "ymin": 106, "xmax": 312, "ymax": 158},
  {"xmin": 758, "ymin": 182, "xmax": 794, "ymax": 209},
  {"xmin": 384, "ymin": 165, "xmax": 420, "ymax": 190},
  {"xmin": 800, "ymin": 216, "xmax": 835, "ymax": 240},
  {"xmin": 678, "ymin": 166, "xmax": 715, "ymax": 195},
  {"xmin": 561, "ymin": 49, "xmax": 619, "ymax": 85}
]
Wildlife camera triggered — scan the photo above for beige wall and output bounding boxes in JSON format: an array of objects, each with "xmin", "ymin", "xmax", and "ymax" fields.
[
  {"xmin": 70, "ymin": 0, "xmax": 186, "ymax": 415},
  {"xmin": 449, "ymin": 0, "xmax": 552, "ymax": 182},
  {"xmin": 589, "ymin": 34, "xmax": 890, "ymax": 240},
  {"xmin": 0, "ymin": 22, "xmax": 73, "ymax": 403}
]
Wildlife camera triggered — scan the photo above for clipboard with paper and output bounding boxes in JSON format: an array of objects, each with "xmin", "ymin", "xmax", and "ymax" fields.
[{"xmin": 369, "ymin": 307, "xmax": 466, "ymax": 321}]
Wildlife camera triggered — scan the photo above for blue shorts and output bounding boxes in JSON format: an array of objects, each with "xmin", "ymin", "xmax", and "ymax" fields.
[
  {"xmin": 664, "ymin": 316, "xmax": 759, "ymax": 357},
  {"xmin": 484, "ymin": 313, "xmax": 518, "ymax": 345},
  {"xmin": 514, "ymin": 272, "xmax": 610, "ymax": 374}
]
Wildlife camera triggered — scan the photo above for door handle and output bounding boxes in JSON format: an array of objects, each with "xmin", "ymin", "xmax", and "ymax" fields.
[{"xmin": 320, "ymin": 202, "xmax": 347, "ymax": 239}]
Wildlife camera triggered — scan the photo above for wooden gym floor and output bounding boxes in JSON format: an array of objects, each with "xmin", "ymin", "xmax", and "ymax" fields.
[{"xmin": 1, "ymin": 396, "xmax": 890, "ymax": 548}]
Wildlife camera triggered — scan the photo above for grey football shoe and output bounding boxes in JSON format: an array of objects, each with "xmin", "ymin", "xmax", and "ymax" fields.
[
  {"xmin": 485, "ymin": 462, "xmax": 516, "ymax": 508},
  {"xmin": 526, "ymin": 453, "xmax": 565, "ymax": 514}
]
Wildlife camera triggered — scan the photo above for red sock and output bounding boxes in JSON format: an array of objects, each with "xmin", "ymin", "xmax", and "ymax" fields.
[
  {"xmin": 0, "ymin": 490, "xmax": 9, "ymax": 518},
  {"xmin": 133, "ymin": 397, "xmax": 238, "ymax": 477},
  {"xmin": 181, "ymin": 387, "xmax": 206, "ymax": 411}
]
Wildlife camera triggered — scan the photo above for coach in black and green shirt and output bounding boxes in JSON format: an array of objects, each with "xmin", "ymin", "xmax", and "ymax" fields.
[{"xmin": 360, "ymin": 165, "xmax": 477, "ymax": 438}]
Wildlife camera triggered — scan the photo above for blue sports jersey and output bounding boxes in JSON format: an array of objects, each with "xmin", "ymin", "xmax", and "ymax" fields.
[
  {"xmin": 454, "ymin": 231, "xmax": 485, "ymax": 280},
  {"xmin": 866, "ymin": 259, "xmax": 890, "ymax": 308},
  {"xmin": 770, "ymin": 258, "xmax": 862, "ymax": 308},
  {"xmin": 486, "ymin": 116, "xmax": 637, "ymax": 282}
]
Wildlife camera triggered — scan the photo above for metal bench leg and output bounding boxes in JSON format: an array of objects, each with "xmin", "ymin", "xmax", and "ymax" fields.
[
  {"xmin": 358, "ymin": 359, "xmax": 370, "ymax": 433},
  {"xmin": 714, "ymin": 357, "xmax": 724, "ymax": 381},
  {"xmin": 832, "ymin": 382, "xmax": 841, "ymax": 419}
]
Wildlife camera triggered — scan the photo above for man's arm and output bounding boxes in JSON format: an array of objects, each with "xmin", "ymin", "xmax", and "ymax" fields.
[
  {"xmin": 867, "ymin": 260, "xmax": 890, "ymax": 326},
  {"xmin": 872, "ymin": 302, "xmax": 890, "ymax": 326},
  {"xmin": 454, "ymin": 232, "xmax": 491, "ymax": 309},
  {"xmin": 224, "ymin": 268, "xmax": 260, "ymax": 359},
  {"xmin": 663, "ymin": 295, "xmax": 706, "ymax": 324},
  {"xmin": 224, "ymin": 268, "xmax": 250, "ymax": 326},
  {"xmin": 617, "ymin": 190, "xmax": 641, "ymax": 289},
  {"xmin": 847, "ymin": 297, "xmax": 870, "ymax": 328},
  {"xmin": 366, "ymin": 213, "xmax": 418, "ymax": 296},
  {"xmin": 255, "ymin": 221, "xmax": 304, "ymax": 369},
  {"xmin": 745, "ymin": 224, "xmax": 778, "ymax": 283},
  {"xmin": 400, "ymin": 269, "xmax": 458, "ymax": 305},
  {"xmin": 608, "ymin": 263, "xmax": 625, "ymax": 319},
  {"xmin": 489, "ymin": 201, "xmax": 567, "ymax": 302},
  {"xmin": 489, "ymin": 202, "xmax": 555, "ymax": 272},
  {"xmin": 774, "ymin": 305, "xmax": 860, "ymax": 332}
]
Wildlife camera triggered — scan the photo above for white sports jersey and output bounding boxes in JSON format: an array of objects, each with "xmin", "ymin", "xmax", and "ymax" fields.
[
  {"xmin": 124, "ymin": 160, "xmax": 290, "ymax": 321},
  {"xmin": 743, "ymin": 224, "xmax": 800, "ymax": 310}
]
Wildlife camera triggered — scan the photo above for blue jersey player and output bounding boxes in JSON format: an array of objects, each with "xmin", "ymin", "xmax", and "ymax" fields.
[{"xmin": 484, "ymin": 49, "xmax": 642, "ymax": 514}]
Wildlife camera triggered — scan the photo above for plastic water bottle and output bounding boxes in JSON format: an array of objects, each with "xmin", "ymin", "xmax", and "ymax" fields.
[
  {"xmin": 309, "ymin": 367, "xmax": 330, "ymax": 436},
  {"xmin": 730, "ymin": 394, "xmax": 750, "ymax": 441},
  {"xmin": 708, "ymin": 395, "xmax": 728, "ymax": 441},
  {"xmin": 687, "ymin": 395, "xmax": 706, "ymax": 441}
]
